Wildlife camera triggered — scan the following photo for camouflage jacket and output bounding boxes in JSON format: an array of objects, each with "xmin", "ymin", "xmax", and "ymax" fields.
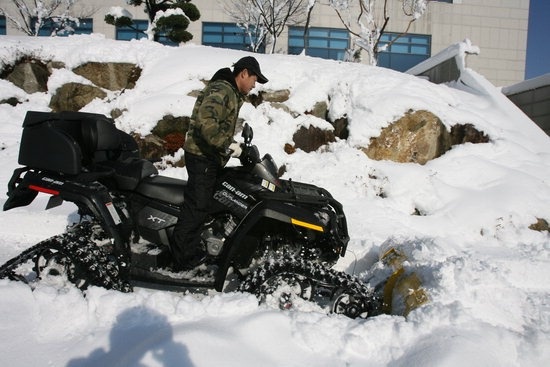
[{"xmin": 184, "ymin": 68, "xmax": 244, "ymax": 166}]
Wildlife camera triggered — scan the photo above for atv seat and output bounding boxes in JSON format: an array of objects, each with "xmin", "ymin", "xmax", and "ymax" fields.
[
  {"xmin": 135, "ymin": 175, "xmax": 186, "ymax": 206},
  {"xmin": 19, "ymin": 111, "xmax": 140, "ymax": 176},
  {"xmin": 98, "ymin": 158, "xmax": 159, "ymax": 191},
  {"xmin": 79, "ymin": 114, "xmax": 138, "ymax": 164}
]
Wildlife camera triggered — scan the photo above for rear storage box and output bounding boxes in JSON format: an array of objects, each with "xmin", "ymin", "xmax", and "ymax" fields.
[{"xmin": 18, "ymin": 111, "xmax": 138, "ymax": 175}]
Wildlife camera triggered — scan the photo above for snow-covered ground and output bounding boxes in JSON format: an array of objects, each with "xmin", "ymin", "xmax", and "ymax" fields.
[{"xmin": 1, "ymin": 34, "xmax": 549, "ymax": 366}]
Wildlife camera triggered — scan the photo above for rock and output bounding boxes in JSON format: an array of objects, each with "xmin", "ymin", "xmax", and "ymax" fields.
[
  {"xmin": 262, "ymin": 89, "xmax": 290, "ymax": 103},
  {"xmin": 269, "ymin": 102, "xmax": 294, "ymax": 115},
  {"xmin": 163, "ymin": 132, "xmax": 185, "ymax": 155},
  {"xmin": 284, "ymin": 143, "xmax": 296, "ymax": 154},
  {"xmin": 331, "ymin": 116, "xmax": 349, "ymax": 140},
  {"xmin": 187, "ymin": 89, "xmax": 201, "ymax": 98},
  {"xmin": 151, "ymin": 115, "xmax": 192, "ymax": 157},
  {"xmin": 450, "ymin": 123, "xmax": 489, "ymax": 145},
  {"xmin": 49, "ymin": 82, "xmax": 107, "ymax": 112},
  {"xmin": 6, "ymin": 60, "xmax": 50, "ymax": 93},
  {"xmin": 248, "ymin": 89, "xmax": 291, "ymax": 107},
  {"xmin": 529, "ymin": 218, "xmax": 549, "ymax": 232},
  {"xmin": 247, "ymin": 92, "xmax": 263, "ymax": 107},
  {"xmin": 291, "ymin": 125, "xmax": 335, "ymax": 153},
  {"xmin": 1, "ymin": 97, "xmax": 21, "ymax": 106},
  {"xmin": 133, "ymin": 133, "xmax": 167, "ymax": 160},
  {"xmin": 46, "ymin": 60, "xmax": 66, "ymax": 73},
  {"xmin": 306, "ymin": 101, "xmax": 328, "ymax": 120},
  {"xmin": 110, "ymin": 108, "xmax": 126, "ymax": 119},
  {"xmin": 152, "ymin": 115, "xmax": 190, "ymax": 138},
  {"xmin": 365, "ymin": 110, "xmax": 452, "ymax": 165},
  {"xmin": 73, "ymin": 62, "xmax": 141, "ymax": 91}
]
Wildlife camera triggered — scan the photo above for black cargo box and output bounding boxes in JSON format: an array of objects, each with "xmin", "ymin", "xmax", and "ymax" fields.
[{"xmin": 18, "ymin": 111, "xmax": 139, "ymax": 175}]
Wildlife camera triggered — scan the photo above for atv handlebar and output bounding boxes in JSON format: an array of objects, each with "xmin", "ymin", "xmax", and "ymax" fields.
[
  {"xmin": 239, "ymin": 123, "xmax": 260, "ymax": 167},
  {"xmin": 242, "ymin": 123, "xmax": 253, "ymax": 145},
  {"xmin": 239, "ymin": 144, "xmax": 260, "ymax": 167}
]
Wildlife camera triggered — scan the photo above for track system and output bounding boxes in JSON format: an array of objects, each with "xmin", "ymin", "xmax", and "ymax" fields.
[
  {"xmin": 239, "ymin": 256, "xmax": 382, "ymax": 318},
  {"xmin": 0, "ymin": 222, "xmax": 131, "ymax": 292},
  {"xmin": 1, "ymin": 226, "xmax": 382, "ymax": 319}
]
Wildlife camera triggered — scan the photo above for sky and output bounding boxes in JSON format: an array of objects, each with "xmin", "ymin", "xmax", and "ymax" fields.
[{"xmin": 525, "ymin": 0, "xmax": 550, "ymax": 79}]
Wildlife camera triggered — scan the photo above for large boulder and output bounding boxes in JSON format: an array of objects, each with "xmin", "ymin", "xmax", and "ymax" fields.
[
  {"xmin": 73, "ymin": 62, "xmax": 141, "ymax": 91},
  {"xmin": 49, "ymin": 82, "xmax": 107, "ymax": 112},
  {"xmin": 6, "ymin": 60, "xmax": 50, "ymax": 93},
  {"xmin": 365, "ymin": 110, "xmax": 452, "ymax": 165}
]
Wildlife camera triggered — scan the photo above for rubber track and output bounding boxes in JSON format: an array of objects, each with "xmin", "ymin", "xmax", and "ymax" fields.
[
  {"xmin": 239, "ymin": 257, "xmax": 381, "ymax": 318},
  {"xmin": 0, "ymin": 222, "xmax": 131, "ymax": 292}
]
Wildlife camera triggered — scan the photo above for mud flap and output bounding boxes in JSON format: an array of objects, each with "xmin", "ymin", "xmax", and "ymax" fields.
[{"xmin": 380, "ymin": 247, "xmax": 429, "ymax": 316}]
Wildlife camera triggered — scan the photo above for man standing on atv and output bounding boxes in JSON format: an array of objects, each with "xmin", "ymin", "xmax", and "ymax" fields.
[{"xmin": 171, "ymin": 56, "xmax": 268, "ymax": 271}]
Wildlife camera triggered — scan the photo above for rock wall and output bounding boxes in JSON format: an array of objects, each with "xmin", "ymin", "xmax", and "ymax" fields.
[{"xmin": 1, "ymin": 57, "xmax": 489, "ymax": 166}]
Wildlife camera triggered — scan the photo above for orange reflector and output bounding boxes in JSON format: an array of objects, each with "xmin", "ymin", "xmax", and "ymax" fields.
[{"xmin": 290, "ymin": 218, "xmax": 324, "ymax": 232}]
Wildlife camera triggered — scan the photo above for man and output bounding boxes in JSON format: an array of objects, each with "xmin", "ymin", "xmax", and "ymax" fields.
[{"xmin": 171, "ymin": 56, "xmax": 268, "ymax": 270}]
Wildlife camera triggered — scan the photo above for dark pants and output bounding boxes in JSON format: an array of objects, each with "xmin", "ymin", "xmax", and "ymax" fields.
[{"xmin": 172, "ymin": 152, "xmax": 221, "ymax": 267}]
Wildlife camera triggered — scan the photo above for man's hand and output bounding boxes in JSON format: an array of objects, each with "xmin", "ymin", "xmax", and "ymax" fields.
[{"xmin": 228, "ymin": 142, "xmax": 242, "ymax": 157}]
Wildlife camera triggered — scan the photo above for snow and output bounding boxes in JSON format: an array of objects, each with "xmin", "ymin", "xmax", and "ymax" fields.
[
  {"xmin": 406, "ymin": 37, "xmax": 480, "ymax": 78},
  {"xmin": 106, "ymin": 7, "xmax": 133, "ymax": 21},
  {"xmin": 1, "ymin": 34, "xmax": 550, "ymax": 366}
]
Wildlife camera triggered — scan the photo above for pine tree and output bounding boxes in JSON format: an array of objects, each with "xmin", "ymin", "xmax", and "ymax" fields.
[{"xmin": 105, "ymin": 0, "xmax": 200, "ymax": 44}]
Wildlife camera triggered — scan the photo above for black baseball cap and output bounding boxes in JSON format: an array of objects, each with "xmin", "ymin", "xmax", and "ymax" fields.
[{"xmin": 233, "ymin": 56, "xmax": 268, "ymax": 84}]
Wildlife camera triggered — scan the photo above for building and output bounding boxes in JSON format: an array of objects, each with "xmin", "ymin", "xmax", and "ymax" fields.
[
  {"xmin": 503, "ymin": 75, "xmax": 550, "ymax": 134},
  {"xmin": 0, "ymin": 0, "xmax": 529, "ymax": 87}
]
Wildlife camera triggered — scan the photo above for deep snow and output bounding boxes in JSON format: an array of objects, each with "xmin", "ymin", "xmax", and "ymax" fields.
[{"xmin": 0, "ymin": 34, "xmax": 549, "ymax": 366}]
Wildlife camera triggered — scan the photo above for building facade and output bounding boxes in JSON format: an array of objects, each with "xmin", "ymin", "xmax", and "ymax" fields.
[{"xmin": 0, "ymin": 0, "xmax": 529, "ymax": 87}]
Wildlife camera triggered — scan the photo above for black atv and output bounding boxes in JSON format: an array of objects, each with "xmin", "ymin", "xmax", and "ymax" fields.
[{"xmin": 0, "ymin": 111, "xmax": 381, "ymax": 318}]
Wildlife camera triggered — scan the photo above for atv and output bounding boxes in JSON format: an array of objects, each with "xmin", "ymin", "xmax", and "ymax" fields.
[{"xmin": 0, "ymin": 110, "xmax": 382, "ymax": 318}]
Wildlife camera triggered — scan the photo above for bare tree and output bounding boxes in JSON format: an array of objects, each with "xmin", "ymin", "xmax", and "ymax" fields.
[
  {"xmin": 329, "ymin": 0, "xmax": 428, "ymax": 64},
  {"xmin": 0, "ymin": 0, "xmax": 92, "ymax": 36},
  {"xmin": 224, "ymin": 0, "xmax": 310, "ymax": 54},
  {"xmin": 302, "ymin": 0, "xmax": 317, "ymax": 55},
  {"xmin": 223, "ymin": 0, "xmax": 267, "ymax": 52}
]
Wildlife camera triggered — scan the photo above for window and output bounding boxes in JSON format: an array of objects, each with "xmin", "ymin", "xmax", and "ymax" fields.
[
  {"xmin": 202, "ymin": 22, "xmax": 263, "ymax": 52},
  {"xmin": 377, "ymin": 33, "xmax": 431, "ymax": 72},
  {"xmin": 34, "ymin": 18, "xmax": 93, "ymax": 36},
  {"xmin": 288, "ymin": 27, "xmax": 349, "ymax": 61},
  {"xmin": 116, "ymin": 20, "xmax": 176, "ymax": 46},
  {"xmin": 0, "ymin": 16, "xmax": 6, "ymax": 35},
  {"xmin": 116, "ymin": 19, "xmax": 149, "ymax": 41}
]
